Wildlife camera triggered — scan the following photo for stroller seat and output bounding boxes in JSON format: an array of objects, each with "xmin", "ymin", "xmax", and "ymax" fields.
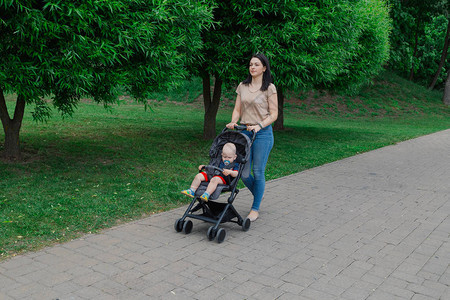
[{"xmin": 194, "ymin": 182, "xmax": 230, "ymax": 201}]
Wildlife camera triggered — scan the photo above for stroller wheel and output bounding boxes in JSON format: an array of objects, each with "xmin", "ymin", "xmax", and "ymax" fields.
[
  {"xmin": 207, "ymin": 226, "xmax": 216, "ymax": 241},
  {"xmin": 242, "ymin": 218, "xmax": 251, "ymax": 232},
  {"xmin": 174, "ymin": 219, "xmax": 184, "ymax": 232},
  {"xmin": 216, "ymin": 228, "xmax": 226, "ymax": 243},
  {"xmin": 183, "ymin": 220, "xmax": 193, "ymax": 234}
]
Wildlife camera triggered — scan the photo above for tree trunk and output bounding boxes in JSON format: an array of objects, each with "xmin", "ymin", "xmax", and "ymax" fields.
[
  {"xmin": 0, "ymin": 90, "xmax": 25, "ymax": 160},
  {"xmin": 202, "ymin": 73, "xmax": 223, "ymax": 139},
  {"xmin": 429, "ymin": 18, "xmax": 450, "ymax": 90},
  {"xmin": 273, "ymin": 88, "xmax": 284, "ymax": 131},
  {"xmin": 443, "ymin": 71, "xmax": 450, "ymax": 105}
]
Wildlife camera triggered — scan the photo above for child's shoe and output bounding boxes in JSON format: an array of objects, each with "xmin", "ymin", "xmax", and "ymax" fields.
[
  {"xmin": 200, "ymin": 192, "xmax": 210, "ymax": 202},
  {"xmin": 181, "ymin": 188, "xmax": 195, "ymax": 198}
]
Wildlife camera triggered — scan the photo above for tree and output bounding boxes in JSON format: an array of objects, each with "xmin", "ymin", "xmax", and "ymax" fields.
[
  {"xmin": 261, "ymin": 0, "xmax": 392, "ymax": 129},
  {"xmin": 403, "ymin": 0, "xmax": 443, "ymax": 81},
  {"xmin": 198, "ymin": 0, "xmax": 391, "ymax": 137},
  {"xmin": 444, "ymin": 71, "xmax": 450, "ymax": 105},
  {"xmin": 429, "ymin": 15, "xmax": 449, "ymax": 89},
  {"xmin": 390, "ymin": 0, "xmax": 447, "ymax": 86},
  {"xmin": 0, "ymin": 0, "xmax": 212, "ymax": 160}
]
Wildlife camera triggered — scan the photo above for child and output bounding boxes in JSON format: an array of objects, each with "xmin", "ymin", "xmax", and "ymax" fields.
[{"xmin": 181, "ymin": 143, "xmax": 239, "ymax": 202}]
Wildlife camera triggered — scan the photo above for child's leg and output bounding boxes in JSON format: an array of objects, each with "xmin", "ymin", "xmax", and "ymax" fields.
[
  {"xmin": 200, "ymin": 176, "xmax": 224, "ymax": 201},
  {"xmin": 205, "ymin": 176, "xmax": 223, "ymax": 195},
  {"xmin": 190, "ymin": 172, "xmax": 207, "ymax": 190},
  {"xmin": 182, "ymin": 172, "xmax": 207, "ymax": 197}
]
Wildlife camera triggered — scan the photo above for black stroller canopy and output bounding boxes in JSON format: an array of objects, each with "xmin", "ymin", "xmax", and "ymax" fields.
[{"xmin": 209, "ymin": 130, "xmax": 252, "ymax": 164}]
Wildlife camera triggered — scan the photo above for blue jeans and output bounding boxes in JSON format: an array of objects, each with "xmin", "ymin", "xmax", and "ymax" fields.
[{"xmin": 242, "ymin": 125, "xmax": 274, "ymax": 211}]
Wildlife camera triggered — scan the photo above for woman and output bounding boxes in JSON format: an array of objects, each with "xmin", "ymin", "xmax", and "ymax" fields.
[{"xmin": 226, "ymin": 53, "xmax": 278, "ymax": 221}]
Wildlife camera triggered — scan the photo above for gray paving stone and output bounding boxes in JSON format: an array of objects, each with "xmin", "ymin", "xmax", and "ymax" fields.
[
  {"xmin": 73, "ymin": 285, "xmax": 104, "ymax": 299},
  {"xmin": 216, "ymin": 291, "xmax": 247, "ymax": 300},
  {"xmin": 378, "ymin": 282, "xmax": 415, "ymax": 299},
  {"xmin": 277, "ymin": 292, "xmax": 311, "ymax": 300},
  {"xmin": 300, "ymin": 287, "xmax": 338, "ymax": 300},
  {"xmin": 251, "ymin": 285, "xmax": 284, "ymax": 300},
  {"xmin": 340, "ymin": 284, "xmax": 373, "ymax": 300},
  {"xmin": 308, "ymin": 277, "xmax": 347, "ymax": 296},
  {"xmin": 1, "ymin": 129, "xmax": 449, "ymax": 299},
  {"xmin": 407, "ymin": 282, "xmax": 445, "ymax": 299},
  {"xmin": 366, "ymin": 289, "xmax": 408, "ymax": 300},
  {"xmin": 0, "ymin": 292, "xmax": 14, "ymax": 300},
  {"xmin": 411, "ymin": 294, "xmax": 440, "ymax": 300},
  {"xmin": 72, "ymin": 271, "xmax": 107, "ymax": 286},
  {"xmin": 233, "ymin": 280, "xmax": 266, "ymax": 297}
]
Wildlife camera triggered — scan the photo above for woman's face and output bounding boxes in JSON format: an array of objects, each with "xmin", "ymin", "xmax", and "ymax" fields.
[{"xmin": 249, "ymin": 57, "xmax": 266, "ymax": 78}]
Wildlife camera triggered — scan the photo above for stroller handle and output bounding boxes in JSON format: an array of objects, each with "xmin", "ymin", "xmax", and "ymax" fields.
[
  {"xmin": 222, "ymin": 124, "xmax": 252, "ymax": 132},
  {"xmin": 233, "ymin": 124, "xmax": 248, "ymax": 131},
  {"xmin": 201, "ymin": 165, "xmax": 224, "ymax": 173},
  {"xmin": 222, "ymin": 124, "xmax": 256, "ymax": 143}
]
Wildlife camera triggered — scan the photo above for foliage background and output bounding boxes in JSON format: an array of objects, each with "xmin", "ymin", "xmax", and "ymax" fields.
[
  {"xmin": 200, "ymin": 0, "xmax": 391, "ymax": 93},
  {"xmin": 389, "ymin": 0, "xmax": 449, "ymax": 89},
  {"xmin": 0, "ymin": 0, "xmax": 212, "ymax": 117}
]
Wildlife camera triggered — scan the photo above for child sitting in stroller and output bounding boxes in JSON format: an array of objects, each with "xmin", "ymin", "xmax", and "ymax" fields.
[{"xmin": 181, "ymin": 143, "xmax": 239, "ymax": 202}]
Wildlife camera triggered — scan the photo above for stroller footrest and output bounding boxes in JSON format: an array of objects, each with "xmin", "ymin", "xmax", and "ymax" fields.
[{"xmin": 195, "ymin": 183, "xmax": 230, "ymax": 200}]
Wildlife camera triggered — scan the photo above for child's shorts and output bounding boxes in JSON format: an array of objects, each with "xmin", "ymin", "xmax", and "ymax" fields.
[{"xmin": 200, "ymin": 171, "xmax": 231, "ymax": 185}]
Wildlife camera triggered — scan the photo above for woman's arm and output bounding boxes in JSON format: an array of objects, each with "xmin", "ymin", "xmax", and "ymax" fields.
[{"xmin": 264, "ymin": 92, "xmax": 278, "ymax": 125}]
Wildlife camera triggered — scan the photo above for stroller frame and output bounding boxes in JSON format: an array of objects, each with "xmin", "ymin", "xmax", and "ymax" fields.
[{"xmin": 174, "ymin": 126, "xmax": 256, "ymax": 243}]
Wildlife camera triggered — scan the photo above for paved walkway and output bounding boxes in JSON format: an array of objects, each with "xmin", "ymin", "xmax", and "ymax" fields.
[{"xmin": 1, "ymin": 130, "xmax": 449, "ymax": 300}]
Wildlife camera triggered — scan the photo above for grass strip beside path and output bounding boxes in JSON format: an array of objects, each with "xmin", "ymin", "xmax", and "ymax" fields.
[{"xmin": 1, "ymin": 79, "xmax": 450, "ymax": 259}]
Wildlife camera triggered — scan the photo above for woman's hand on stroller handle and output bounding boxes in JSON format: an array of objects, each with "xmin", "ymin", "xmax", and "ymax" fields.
[
  {"xmin": 246, "ymin": 124, "xmax": 261, "ymax": 133},
  {"xmin": 234, "ymin": 124, "xmax": 249, "ymax": 131},
  {"xmin": 225, "ymin": 122, "xmax": 252, "ymax": 132}
]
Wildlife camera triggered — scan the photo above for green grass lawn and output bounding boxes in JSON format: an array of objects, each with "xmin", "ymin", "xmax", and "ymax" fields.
[{"xmin": 1, "ymin": 72, "xmax": 449, "ymax": 259}]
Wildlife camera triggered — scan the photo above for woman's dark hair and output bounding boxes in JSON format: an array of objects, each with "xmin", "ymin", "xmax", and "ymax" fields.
[{"xmin": 242, "ymin": 53, "xmax": 273, "ymax": 91}]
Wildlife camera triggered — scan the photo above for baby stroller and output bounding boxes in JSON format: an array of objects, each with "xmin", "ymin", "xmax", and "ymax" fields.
[{"xmin": 174, "ymin": 125, "xmax": 256, "ymax": 243}]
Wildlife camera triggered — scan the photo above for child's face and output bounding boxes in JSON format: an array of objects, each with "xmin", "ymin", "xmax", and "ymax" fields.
[{"xmin": 222, "ymin": 150, "xmax": 237, "ymax": 164}]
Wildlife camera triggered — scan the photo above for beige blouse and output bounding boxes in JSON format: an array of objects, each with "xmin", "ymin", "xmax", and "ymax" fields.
[{"xmin": 235, "ymin": 82, "xmax": 277, "ymax": 125}]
